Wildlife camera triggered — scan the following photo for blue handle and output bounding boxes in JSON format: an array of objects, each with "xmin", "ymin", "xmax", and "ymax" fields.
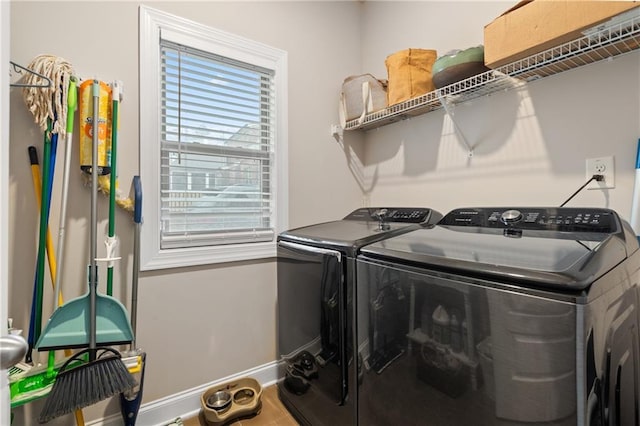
[{"xmin": 133, "ymin": 176, "xmax": 142, "ymax": 224}]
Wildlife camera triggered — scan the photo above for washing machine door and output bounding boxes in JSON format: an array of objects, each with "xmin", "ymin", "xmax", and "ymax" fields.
[
  {"xmin": 277, "ymin": 240, "xmax": 352, "ymax": 425},
  {"xmin": 356, "ymin": 257, "xmax": 579, "ymax": 426}
]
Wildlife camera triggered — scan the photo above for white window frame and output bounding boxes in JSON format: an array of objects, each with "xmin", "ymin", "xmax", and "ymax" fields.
[{"xmin": 139, "ymin": 6, "xmax": 288, "ymax": 270}]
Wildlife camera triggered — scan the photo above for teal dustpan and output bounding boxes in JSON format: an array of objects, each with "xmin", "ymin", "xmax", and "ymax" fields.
[{"xmin": 36, "ymin": 289, "xmax": 133, "ymax": 351}]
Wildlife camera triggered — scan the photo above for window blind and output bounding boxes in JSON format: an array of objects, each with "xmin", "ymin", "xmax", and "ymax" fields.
[{"xmin": 160, "ymin": 39, "xmax": 276, "ymax": 249}]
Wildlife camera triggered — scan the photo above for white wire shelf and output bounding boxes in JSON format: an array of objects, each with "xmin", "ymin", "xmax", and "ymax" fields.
[{"xmin": 345, "ymin": 10, "xmax": 640, "ymax": 132}]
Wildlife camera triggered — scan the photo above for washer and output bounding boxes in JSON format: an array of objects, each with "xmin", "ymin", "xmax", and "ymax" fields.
[
  {"xmin": 356, "ymin": 207, "xmax": 640, "ymax": 426},
  {"xmin": 276, "ymin": 207, "xmax": 442, "ymax": 426}
]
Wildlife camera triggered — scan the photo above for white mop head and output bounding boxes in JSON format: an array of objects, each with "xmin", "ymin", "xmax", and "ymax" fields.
[{"xmin": 21, "ymin": 54, "xmax": 75, "ymax": 136}]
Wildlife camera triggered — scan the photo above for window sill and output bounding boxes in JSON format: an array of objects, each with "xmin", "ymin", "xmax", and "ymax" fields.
[{"xmin": 140, "ymin": 240, "xmax": 277, "ymax": 271}]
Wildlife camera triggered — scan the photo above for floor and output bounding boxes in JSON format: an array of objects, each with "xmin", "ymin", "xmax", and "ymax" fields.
[{"xmin": 183, "ymin": 385, "xmax": 298, "ymax": 426}]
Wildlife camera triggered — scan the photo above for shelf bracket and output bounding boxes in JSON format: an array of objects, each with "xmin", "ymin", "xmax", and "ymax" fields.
[
  {"xmin": 331, "ymin": 123, "xmax": 343, "ymax": 144},
  {"xmin": 437, "ymin": 92, "xmax": 474, "ymax": 157}
]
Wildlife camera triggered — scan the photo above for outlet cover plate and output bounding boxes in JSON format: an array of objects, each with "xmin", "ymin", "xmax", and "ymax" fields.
[{"xmin": 586, "ymin": 156, "xmax": 615, "ymax": 189}]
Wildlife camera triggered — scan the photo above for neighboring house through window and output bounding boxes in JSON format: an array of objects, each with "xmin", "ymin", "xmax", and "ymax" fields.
[{"xmin": 139, "ymin": 6, "xmax": 288, "ymax": 270}]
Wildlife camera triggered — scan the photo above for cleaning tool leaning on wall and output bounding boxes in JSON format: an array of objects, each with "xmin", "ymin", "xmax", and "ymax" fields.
[
  {"xmin": 103, "ymin": 81, "xmax": 123, "ymax": 296},
  {"xmin": 36, "ymin": 79, "xmax": 135, "ymax": 423},
  {"xmin": 120, "ymin": 176, "xmax": 147, "ymax": 426},
  {"xmin": 21, "ymin": 55, "xmax": 74, "ymax": 365},
  {"xmin": 78, "ymin": 79, "xmax": 133, "ymax": 213},
  {"xmin": 12, "ymin": 55, "xmax": 86, "ymax": 426}
]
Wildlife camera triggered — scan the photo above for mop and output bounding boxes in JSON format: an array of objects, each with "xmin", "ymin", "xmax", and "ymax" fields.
[
  {"xmin": 21, "ymin": 55, "xmax": 73, "ymax": 134},
  {"xmin": 78, "ymin": 79, "xmax": 133, "ymax": 212},
  {"xmin": 21, "ymin": 55, "xmax": 73, "ymax": 360},
  {"xmin": 17, "ymin": 54, "xmax": 86, "ymax": 425}
]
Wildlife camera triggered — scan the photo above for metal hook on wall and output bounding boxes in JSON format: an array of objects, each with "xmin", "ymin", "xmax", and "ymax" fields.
[{"xmin": 9, "ymin": 61, "xmax": 51, "ymax": 88}]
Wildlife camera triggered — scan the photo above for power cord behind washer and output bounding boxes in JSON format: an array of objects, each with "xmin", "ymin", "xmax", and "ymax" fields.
[{"xmin": 559, "ymin": 174, "xmax": 604, "ymax": 207}]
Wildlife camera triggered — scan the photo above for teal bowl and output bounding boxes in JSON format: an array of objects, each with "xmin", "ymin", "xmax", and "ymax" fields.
[{"xmin": 432, "ymin": 46, "xmax": 489, "ymax": 89}]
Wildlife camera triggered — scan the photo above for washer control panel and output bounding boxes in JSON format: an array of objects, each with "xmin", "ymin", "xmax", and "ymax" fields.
[
  {"xmin": 344, "ymin": 207, "xmax": 434, "ymax": 224},
  {"xmin": 440, "ymin": 207, "xmax": 619, "ymax": 233}
]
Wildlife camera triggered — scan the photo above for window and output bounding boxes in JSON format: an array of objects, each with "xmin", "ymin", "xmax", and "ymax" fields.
[{"xmin": 139, "ymin": 6, "xmax": 288, "ymax": 270}]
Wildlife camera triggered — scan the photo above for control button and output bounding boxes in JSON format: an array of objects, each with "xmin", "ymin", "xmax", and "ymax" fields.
[
  {"xmin": 372, "ymin": 208, "xmax": 388, "ymax": 219},
  {"xmin": 501, "ymin": 209, "xmax": 522, "ymax": 224}
]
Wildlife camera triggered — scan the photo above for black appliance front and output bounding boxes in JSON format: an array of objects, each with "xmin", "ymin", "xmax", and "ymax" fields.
[
  {"xmin": 276, "ymin": 207, "xmax": 441, "ymax": 426},
  {"xmin": 356, "ymin": 207, "xmax": 640, "ymax": 426}
]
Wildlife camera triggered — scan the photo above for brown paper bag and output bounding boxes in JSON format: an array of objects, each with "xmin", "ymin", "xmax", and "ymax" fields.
[{"xmin": 385, "ymin": 48, "xmax": 437, "ymax": 106}]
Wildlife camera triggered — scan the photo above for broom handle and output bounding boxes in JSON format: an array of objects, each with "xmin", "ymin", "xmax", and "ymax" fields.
[
  {"xmin": 53, "ymin": 77, "xmax": 77, "ymax": 311},
  {"xmin": 89, "ymin": 80, "xmax": 100, "ymax": 360},
  {"xmin": 28, "ymin": 147, "xmax": 63, "ymax": 305},
  {"xmin": 106, "ymin": 82, "xmax": 120, "ymax": 296},
  {"xmin": 131, "ymin": 175, "xmax": 142, "ymax": 349},
  {"xmin": 31, "ymin": 121, "xmax": 52, "ymax": 359}
]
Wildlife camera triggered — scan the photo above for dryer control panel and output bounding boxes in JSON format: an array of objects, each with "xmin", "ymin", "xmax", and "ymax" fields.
[
  {"xmin": 344, "ymin": 207, "xmax": 436, "ymax": 224},
  {"xmin": 440, "ymin": 207, "xmax": 619, "ymax": 233}
]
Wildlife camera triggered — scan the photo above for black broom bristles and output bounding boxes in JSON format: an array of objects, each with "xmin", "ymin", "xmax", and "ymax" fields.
[{"xmin": 39, "ymin": 347, "xmax": 137, "ymax": 424}]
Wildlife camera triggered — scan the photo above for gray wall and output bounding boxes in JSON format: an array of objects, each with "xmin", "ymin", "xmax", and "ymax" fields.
[{"xmin": 357, "ymin": 1, "xmax": 640, "ymax": 217}]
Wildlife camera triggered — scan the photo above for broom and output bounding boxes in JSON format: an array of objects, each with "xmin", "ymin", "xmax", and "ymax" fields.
[{"xmin": 38, "ymin": 80, "xmax": 135, "ymax": 423}]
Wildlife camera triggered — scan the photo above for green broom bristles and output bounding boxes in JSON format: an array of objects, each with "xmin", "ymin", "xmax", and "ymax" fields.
[{"xmin": 38, "ymin": 348, "xmax": 136, "ymax": 423}]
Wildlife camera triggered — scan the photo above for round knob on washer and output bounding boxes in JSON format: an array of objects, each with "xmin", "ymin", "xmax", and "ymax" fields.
[
  {"xmin": 373, "ymin": 208, "xmax": 388, "ymax": 220},
  {"xmin": 501, "ymin": 209, "xmax": 522, "ymax": 224}
]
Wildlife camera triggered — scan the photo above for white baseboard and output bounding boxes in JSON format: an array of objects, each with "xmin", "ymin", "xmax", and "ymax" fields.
[{"xmin": 88, "ymin": 361, "xmax": 279, "ymax": 426}]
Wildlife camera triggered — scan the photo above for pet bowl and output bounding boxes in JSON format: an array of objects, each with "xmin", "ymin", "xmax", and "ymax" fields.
[
  {"xmin": 205, "ymin": 391, "xmax": 232, "ymax": 412},
  {"xmin": 233, "ymin": 388, "xmax": 255, "ymax": 405},
  {"xmin": 201, "ymin": 377, "xmax": 263, "ymax": 425}
]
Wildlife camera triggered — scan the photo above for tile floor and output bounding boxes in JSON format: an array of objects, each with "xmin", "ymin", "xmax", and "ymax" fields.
[{"xmin": 183, "ymin": 385, "xmax": 298, "ymax": 426}]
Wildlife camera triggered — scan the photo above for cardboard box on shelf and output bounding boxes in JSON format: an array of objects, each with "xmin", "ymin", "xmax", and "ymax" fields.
[{"xmin": 484, "ymin": 0, "xmax": 640, "ymax": 69}]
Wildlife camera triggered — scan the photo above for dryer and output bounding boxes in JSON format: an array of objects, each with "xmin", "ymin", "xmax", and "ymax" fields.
[
  {"xmin": 356, "ymin": 207, "xmax": 640, "ymax": 425},
  {"xmin": 276, "ymin": 207, "xmax": 442, "ymax": 426}
]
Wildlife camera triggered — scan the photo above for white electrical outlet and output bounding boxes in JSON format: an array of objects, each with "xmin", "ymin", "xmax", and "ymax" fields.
[{"xmin": 586, "ymin": 156, "xmax": 615, "ymax": 189}]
